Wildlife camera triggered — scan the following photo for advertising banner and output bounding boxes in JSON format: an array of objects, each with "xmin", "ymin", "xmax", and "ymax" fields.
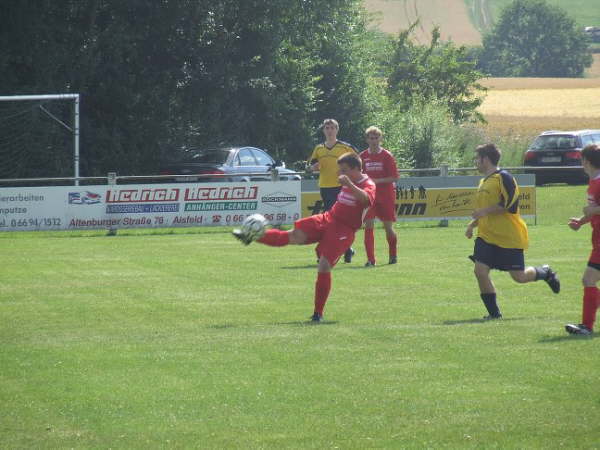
[
  {"xmin": 301, "ymin": 175, "xmax": 536, "ymax": 221},
  {"xmin": 0, "ymin": 181, "xmax": 301, "ymax": 232}
]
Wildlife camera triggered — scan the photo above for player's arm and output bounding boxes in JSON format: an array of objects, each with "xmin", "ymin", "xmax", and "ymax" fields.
[
  {"xmin": 465, "ymin": 219, "xmax": 478, "ymax": 239},
  {"xmin": 307, "ymin": 148, "xmax": 319, "ymax": 171},
  {"xmin": 339, "ymin": 175, "xmax": 370, "ymax": 205},
  {"xmin": 568, "ymin": 215, "xmax": 590, "ymax": 231}
]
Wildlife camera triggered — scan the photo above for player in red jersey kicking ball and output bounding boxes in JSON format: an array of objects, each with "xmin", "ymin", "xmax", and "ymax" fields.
[
  {"xmin": 566, "ymin": 144, "xmax": 600, "ymax": 336},
  {"xmin": 359, "ymin": 126, "xmax": 399, "ymax": 266},
  {"xmin": 233, "ymin": 152, "xmax": 376, "ymax": 322}
]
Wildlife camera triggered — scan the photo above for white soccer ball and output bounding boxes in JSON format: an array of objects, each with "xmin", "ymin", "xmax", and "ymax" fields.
[{"xmin": 241, "ymin": 214, "xmax": 268, "ymax": 240}]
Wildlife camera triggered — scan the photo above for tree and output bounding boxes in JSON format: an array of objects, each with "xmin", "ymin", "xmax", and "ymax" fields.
[
  {"xmin": 478, "ymin": 0, "xmax": 592, "ymax": 77},
  {"xmin": 386, "ymin": 22, "xmax": 486, "ymax": 124}
]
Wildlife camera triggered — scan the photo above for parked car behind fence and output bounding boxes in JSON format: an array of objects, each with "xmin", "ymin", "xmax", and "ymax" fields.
[
  {"xmin": 159, "ymin": 147, "xmax": 301, "ymax": 183},
  {"xmin": 523, "ymin": 129, "xmax": 600, "ymax": 185}
]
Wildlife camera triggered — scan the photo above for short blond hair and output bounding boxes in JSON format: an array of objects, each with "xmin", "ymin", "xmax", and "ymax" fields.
[{"xmin": 365, "ymin": 126, "xmax": 382, "ymax": 137}]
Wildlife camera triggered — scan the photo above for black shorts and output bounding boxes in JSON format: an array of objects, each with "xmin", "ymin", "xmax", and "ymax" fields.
[
  {"xmin": 469, "ymin": 237, "xmax": 525, "ymax": 271},
  {"xmin": 320, "ymin": 187, "xmax": 342, "ymax": 212},
  {"xmin": 587, "ymin": 261, "xmax": 600, "ymax": 271}
]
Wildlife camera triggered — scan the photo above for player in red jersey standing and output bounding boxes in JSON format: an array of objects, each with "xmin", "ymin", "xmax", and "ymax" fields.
[
  {"xmin": 359, "ymin": 126, "xmax": 399, "ymax": 266},
  {"xmin": 233, "ymin": 152, "xmax": 376, "ymax": 322},
  {"xmin": 566, "ymin": 144, "xmax": 600, "ymax": 336}
]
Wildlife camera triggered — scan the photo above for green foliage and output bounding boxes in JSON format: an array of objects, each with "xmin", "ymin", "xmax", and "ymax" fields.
[
  {"xmin": 0, "ymin": 0, "xmax": 370, "ymax": 176},
  {"xmin": 478, "ymin": 0, "xmax": 593, "ymax": 77},
  {"xmin": 386, "ymin": 22, "xmax": 486, "ymax": 124}
]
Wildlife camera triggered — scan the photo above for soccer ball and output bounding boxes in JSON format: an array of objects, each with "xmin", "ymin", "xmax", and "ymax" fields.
[{"xmin": 241, "ymin": 214, "xmax": 268, "ymax": 240}]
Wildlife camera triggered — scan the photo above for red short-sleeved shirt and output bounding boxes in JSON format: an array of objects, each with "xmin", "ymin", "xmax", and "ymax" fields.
[
  {"xmin": 359, "ymin": 148, "xmax": 398, "ymax": 204},
  {"xmin": 587, "ymin": 175, "xmax": 600, "ymax": 262}
]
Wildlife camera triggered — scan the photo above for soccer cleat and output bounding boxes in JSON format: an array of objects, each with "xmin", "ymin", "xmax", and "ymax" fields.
[
  {"xmin": 232, "ymin": 228, "xmax": 252, "ymax": 245},
  {"xmin": 364, "ymin": 261, "xmax": 376, "ymax": 267},
  {"xmin": 483, "ymin": 314, "xmax": 503, "ymax": 320},
  {"xmin": 389, "ymin": 256, "xmax": 397, "ymax": 265},
  {"xmin": 543, "ymin": 265, "xmax": 560, "ymax": 294},
  {"xmin": 343, "ymin": 248, "xmax": 355, "ymax": 263},
  {"xmin": 309, "ymin": 312, "xmax": 323, "ymax": 323},
  {"xmin": 565, "ymin": 323, "xmax": 592, "ymax": 336}
]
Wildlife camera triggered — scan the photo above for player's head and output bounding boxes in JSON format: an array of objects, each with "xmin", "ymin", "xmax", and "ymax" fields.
[
  {"xmin": 321, "ymin": 118, "xmax": 339, "ymax": 140},
  {"xmin": 365, "ymin": 126, "xmax": 382, "ymax": 147},
  {"xmin": 475, "ymin": 143, "xmax": 501, "ymax": 169},
  {"xmin": 338, "ymin": 152, "xmax": 362, "ymax": 178},
  {"xmin": 581, "ymin": 144, "xmax": 600, "ymax": 170}
]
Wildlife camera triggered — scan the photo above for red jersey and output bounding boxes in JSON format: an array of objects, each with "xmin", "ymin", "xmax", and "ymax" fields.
[
  {"xmin": 328, "ymin": 175, "xmax": 376, "ymax": 230},
  {"xmin": 588, "ymin": 174, "xmax": 600, "ymax": 230},
  {"xmin": 359, "ymin": 148, "xmax": 398, "ymax": 203}
]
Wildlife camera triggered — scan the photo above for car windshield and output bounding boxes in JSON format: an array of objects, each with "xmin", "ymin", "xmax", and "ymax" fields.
[
  {"xmin": 187, "ymin": 149, "xmax": 230, "ymax": 164},
  {"xmin": 530, "ymin": 135, "xmax": 578, "ymax": 150}
]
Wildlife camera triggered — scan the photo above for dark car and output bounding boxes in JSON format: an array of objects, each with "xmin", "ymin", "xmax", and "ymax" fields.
[
  {"xmin": 159, "ymin": 146, "xmax": 301, "ymax": 182},
  {"xmin": 523, "ymin": 129, "xmax": 600, "ymax": 185}
]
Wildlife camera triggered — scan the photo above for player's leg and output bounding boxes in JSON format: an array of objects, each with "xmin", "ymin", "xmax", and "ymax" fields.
[
  {"xmin": 257, "ymin": 215, "xmax": 318, "ymax": 247},
  {"xmin": 312, "ymin": 256, "xmax": 333, "ymax": 322},
  {"xmin": 363, "ymin": 218, "xmax": 376, "ymax": 266},
  {"xmin": 566, "ymin": 264, "xmax": 600, "ymax": 335},
  {"xmin": 382, "ymin": 220, "xmax": 397, "ymax": 264},
  {"xmin": 311, "ymin": 223, "xmax": 355, "ymax": 322},
  {"xmin": 509, "ymin": 265, "xmax": 560, "ymax": 293},
  {"xmin": 474, "ymin": 261, "xmax": 501, "ymax": 319},
  {"xmin": 470, "ymin": 238, "xmax": 501, "ymax": 319}
]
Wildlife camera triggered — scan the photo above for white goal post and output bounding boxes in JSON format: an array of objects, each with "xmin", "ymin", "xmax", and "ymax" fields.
[{"xmin": 0, "ymin": 93, "xmax": 80, "ymax": 185}]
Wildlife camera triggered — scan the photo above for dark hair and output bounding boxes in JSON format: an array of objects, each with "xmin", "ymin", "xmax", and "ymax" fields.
[
  {"xmin": 338, "ymin": 152, "xmax": 362, "ymax": 170},
  {"xmin": 582, "ymin": 144, "xmax": 600, "ymax": 168},
  {"xmin": 475, "ymin": 143, "xmax": 501, "ymax": 166}
]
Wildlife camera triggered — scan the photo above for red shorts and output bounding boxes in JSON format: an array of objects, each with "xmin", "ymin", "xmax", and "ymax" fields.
[
  {"xmin": 590, "ymin": 227, "xmax": 600, "ymax": 264},
  {"xmin": 365, "ymin": 200, "xmax": 397, "ymax": 222},
  {"xmin": 295, "ymin": 214, "xmax": 355, "ymax": 266}
]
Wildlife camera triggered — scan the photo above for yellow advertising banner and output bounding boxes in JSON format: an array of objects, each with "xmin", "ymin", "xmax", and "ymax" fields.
[{"xmin": 301, "ymin": 187, "xmax": 535, "ymax": 220}]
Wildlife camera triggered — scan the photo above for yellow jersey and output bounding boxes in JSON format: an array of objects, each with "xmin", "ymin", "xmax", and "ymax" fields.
[
  {"xmin": 476, "ymin": 170, "xmax": 529, "ymax": 250},
  {"xmin": 309, "ymin": 140, "xmax": 357, "ymax": 188}
]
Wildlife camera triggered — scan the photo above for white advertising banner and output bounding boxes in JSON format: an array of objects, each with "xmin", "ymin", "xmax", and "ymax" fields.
[{"xmin": 0, "ymin": 181, "xmax": 301, "ymax": 232}]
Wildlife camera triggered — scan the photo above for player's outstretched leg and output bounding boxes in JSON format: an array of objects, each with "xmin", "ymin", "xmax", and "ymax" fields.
[{"xmin": 534, "ymin": 265, "xmax": 560, "ymax": 293}]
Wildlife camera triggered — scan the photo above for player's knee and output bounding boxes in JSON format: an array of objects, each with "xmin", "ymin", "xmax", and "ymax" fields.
[
  {"xmin": 289, "ymin": 228, "xmax": 306, "ymax": 245},
  {"xmin": 510, "ymin": 271, "xmax": 527, "ymax": 283}
]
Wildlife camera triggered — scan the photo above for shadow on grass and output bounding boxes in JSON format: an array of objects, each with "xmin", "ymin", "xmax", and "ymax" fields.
[
  {"xmin": 442, "ymin": 317, "xmax": 526, "ymax": 325},
  {"xmin": 281, "ymin": 265, "xmax": 318, "ymax": 270},
  {"xmin": 207, "ymin": 321, "xmax": 339, "ymax": 328},
  {"xmin": 538, "ymin": 334, "xmax": 596, "ymax": 343},
  {"xmin": 273, "ymin": 320, "xmax": 339, "ymax": 326}
]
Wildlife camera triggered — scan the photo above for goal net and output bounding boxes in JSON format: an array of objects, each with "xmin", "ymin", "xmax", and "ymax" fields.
[{"xmin": 0, "ymin": 94, "xmax": 79, "ymax": 183}]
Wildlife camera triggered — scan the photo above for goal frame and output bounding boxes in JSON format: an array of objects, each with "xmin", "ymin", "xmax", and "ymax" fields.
[{"xmin": 0, "ymin": 93, "xmax": 80, "ymax": 185}]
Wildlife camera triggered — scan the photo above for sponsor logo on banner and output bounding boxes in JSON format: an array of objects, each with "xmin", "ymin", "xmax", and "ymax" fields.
[
  {"xmin": 183, "ymin": 186, "xmax": 257, "ymax": 201},
  {"xmin": 261, "ymin": 191, "xmax": 297, "ymax": 208},
  {"xmin": 106, "ymin": 188, "xmax": 180, "ymax": 203},
  {"xmin": 106, "ymin": 203, "xmax": 180, "ymax": 214},
  {"xmin": 184, "ymin": 201, "xmax": 257, "ymax": 212},
  {"xmin": 68, "ymin": 191, "xmax": 102, "ymax": 205}
]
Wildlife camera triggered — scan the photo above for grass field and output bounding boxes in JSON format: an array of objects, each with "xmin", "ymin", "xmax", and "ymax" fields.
[
  {"xmin": 1, "ymin": 185, "xmax": 600, "ymax": 447},
  {"xmin": 364, "ymin": 0, "xmax": 600, "ymax": 42},
  {"xmin": 474, "ymin": 77, "xmax": 600, "ymax": 165},
  {"xmin": 364, "ymin": 0, "xmax": 482, "ymax": 44}
]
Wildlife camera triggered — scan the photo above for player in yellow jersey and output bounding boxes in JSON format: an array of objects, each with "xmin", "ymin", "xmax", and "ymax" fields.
[
  {"xmin": 308, "ymin": 118, "xmax": 358, "ymax": 263},
  {"xmin": 465, "ymin": 144, "xmax": 560, "ymax": 319}
]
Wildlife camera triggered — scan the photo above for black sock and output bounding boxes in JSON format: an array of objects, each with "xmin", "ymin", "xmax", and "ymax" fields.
[
  {"xmin": 480, "ymin": 293, "xmax": 501, "ymax": 317},
  {"xmin": 534, "ymin": 266, "xmax": 549, "ymax": 281}
]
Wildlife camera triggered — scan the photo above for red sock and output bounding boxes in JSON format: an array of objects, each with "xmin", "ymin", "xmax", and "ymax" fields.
[
  {"xmin": 257, "ymin": 229, "xmax": 290, "ymax": 246},
  {"xmin": 314, "ymin": 272, "xmax": 332, "ymax": 315},
  {"xmin": 582, "ymin": 287, "xmax": 599, "ymax": 330},
  {"xmin": 364, "ymin": 228, "xmax": 375, "ymax": 263},
  {"xmin": 387, "ymin": 233, "xmax": 397, "ymax": 258}
]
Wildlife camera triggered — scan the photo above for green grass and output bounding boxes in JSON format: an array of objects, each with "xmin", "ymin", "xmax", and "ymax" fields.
[
  {"xmin": 1, "ymin": 186, "xmax": 599, "ymax": 448},
  {"xmin": 485, "ymin": 0, "xmax": 600, "ymax": 30}
]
